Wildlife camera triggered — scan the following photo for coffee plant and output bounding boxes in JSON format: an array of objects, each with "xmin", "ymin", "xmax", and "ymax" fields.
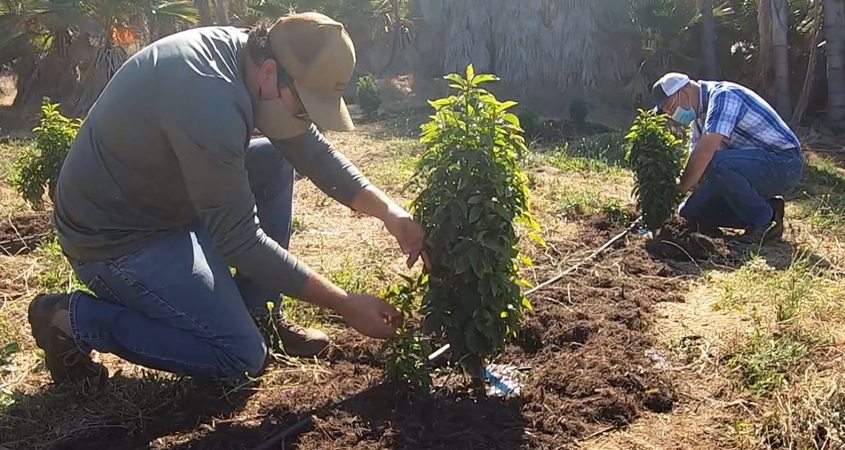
[
  {"xmin": 410, "ymin": 65, "xmax": 542, "ymax": 375},
  {"xmin": 356, "ymin": 74, "xmax": 381, "ymax": 117},
  {"xmin": 10, "ymin": 99, "xmax": 81, "ymax": 210},
  {"xmin": 381, "ymin": 274, "xmax": 432, "ymax": 392},
  {"xmin": 625, "ymin": 109, "xmax": 685, "ymax": 231}
]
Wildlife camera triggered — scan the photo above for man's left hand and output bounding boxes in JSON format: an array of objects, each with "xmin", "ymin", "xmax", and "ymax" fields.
[{"xmin": 384, "ymin": 207, "xmax": 430, "ymax": 269}]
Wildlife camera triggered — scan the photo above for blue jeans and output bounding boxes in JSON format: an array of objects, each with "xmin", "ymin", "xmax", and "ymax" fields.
[
  {"xmin": 679, "ymin": 148, "xmax": 804, "ymax": 229},
  {"xmin": 68, "ymin": 138, "xmax": 293, "ymax": 378}
]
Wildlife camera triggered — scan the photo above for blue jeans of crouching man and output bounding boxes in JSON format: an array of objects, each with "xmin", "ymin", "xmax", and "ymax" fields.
[
  {"xmin": 67, "ymin": 138, "xmax": 292, "ymax": 378},
  {"xmin": 679, "ymin": 147, "xmax": 804, "ymax": 229}
]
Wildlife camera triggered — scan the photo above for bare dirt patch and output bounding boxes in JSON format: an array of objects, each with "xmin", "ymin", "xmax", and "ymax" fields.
[{"xmin": 0, "ymin": 211, "xmax": 52, "ymax": 255}]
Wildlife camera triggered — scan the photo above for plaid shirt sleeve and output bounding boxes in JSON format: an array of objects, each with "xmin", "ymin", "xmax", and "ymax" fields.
[{"xmin": 704, "ymin": 90, "xmax": 748, "ymax": 139}]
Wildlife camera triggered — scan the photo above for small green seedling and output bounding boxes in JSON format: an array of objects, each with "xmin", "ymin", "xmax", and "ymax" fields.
[
  {"xmin": 410, "ymin": 65, "xmax": 542, "ymax": 377},
  {"xmin": 10, "ymin": 99, "xmax": 82, "ymax": 209},
  {"xmin": 625, "ymin": 109, "xmax": 685, "ymax": 231},
  {"xmin": 381, "ymin": 274, "xmax": 431, "ymax": 392}
]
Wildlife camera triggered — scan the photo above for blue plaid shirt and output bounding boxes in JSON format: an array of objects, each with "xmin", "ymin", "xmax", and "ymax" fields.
[{"xmin": 689, "ymin": 81, "xmax": 801, "ymax": 153}]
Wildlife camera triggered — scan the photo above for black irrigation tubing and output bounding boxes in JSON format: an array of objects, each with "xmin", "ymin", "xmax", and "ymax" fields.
[
  {"xmin": 250, "ymin": 216, "xmax": 643, "ymax": 450},
  {"xmin": 249, "ymin": 386, "xmax": 379, "ymax": 450}
]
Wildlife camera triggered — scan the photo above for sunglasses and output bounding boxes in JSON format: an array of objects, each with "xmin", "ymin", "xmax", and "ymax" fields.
[{"xmin": 276, "ymin": 64, "xmax": 310, "ymax": 122}]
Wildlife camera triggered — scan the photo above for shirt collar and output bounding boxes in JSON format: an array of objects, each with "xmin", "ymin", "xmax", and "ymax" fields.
[{"xmin": 699, "ymin": 80, "xmax": 711, "ymax": 116}]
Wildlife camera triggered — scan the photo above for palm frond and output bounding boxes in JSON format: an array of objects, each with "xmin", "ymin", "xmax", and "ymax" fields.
[{"xmin": 151, "ymin": 1, "xmax": 199, "ymax": 24}]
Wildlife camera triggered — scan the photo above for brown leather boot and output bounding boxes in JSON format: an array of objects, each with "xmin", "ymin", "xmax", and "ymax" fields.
[
  {"xmin": 276, "ymin": 322, "xmax": 330, "ymax": 358},
  {"xmin": 28, "ymin": 294, "xmax": 109, "ymax": 385}
]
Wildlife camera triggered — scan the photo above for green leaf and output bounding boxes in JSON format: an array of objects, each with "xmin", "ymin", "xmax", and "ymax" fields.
[
  {"xmin": 469, "ymin": 205, "xmax": 483, "ymax": 223},
  {"xmin": 468, "ymin": 194, "xmax": 485, "ymax": 204},
  {"xmin": 472, "ymin": 74, "xmax": 500, "ymax": 86}
]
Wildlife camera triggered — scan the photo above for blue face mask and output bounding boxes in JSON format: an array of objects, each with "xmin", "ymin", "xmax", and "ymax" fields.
[{"xmin": 670, "ymin": 93, "xmax": 696, "ymax": 126}]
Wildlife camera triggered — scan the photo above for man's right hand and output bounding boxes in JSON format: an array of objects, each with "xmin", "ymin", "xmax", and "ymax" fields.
[
  {"xmin": 337, "ymin": 293, "xmax": 402, "ymax": 339},
  {"xmin": 301, "ymin": 272, "xmax": 401, "ymax": 339}
]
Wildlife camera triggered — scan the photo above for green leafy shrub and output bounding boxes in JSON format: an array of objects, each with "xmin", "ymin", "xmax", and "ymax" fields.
[
  {"xmin": 569, "ymin": 98, "xmax": 589, "ymax": 126},
  {"xmin": 356, "ymin": 74, "xmax": 381, "ymax": 117},
  {"xmin": 517, "ymin": 108, "xmax": 540, "ymax": 140},
  {"xmin": 381, "ymin": 274, "xmax": 432, "ymax": 392},
  {"xmin": 625, "ymin": 110, "xmax": 685, "ymax": 231},
  {"xmin": 410, "ymin": 65, "xmax": 542, "ymax": 375},
  {"xmin": 9, "ymin": 99, "xmax": 81, "ymax": 210}
]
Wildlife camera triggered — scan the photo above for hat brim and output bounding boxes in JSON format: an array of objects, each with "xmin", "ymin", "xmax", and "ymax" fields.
[{"xmin": 296, "ymin": 81, "xmax": 355, "ymax": 132}]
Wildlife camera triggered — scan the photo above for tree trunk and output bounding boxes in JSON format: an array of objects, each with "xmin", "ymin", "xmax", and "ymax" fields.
[
  {"xmin": 700, "ymin": 0, "xmax": 719, "ymax": 79},
  {"xmin": 758, "ymin": 0, "xmax": 775, "ymax": 100},
  {"xmin": 215, "ymin": 0, "xmax": 229, "ymax": 25},
  {"xmin": 793, "ymin": 0, "xmax": 823, "ymax": 126},
  {"xmin": 196, "ymin": 0, "xmax": 213, "ymax": 25},
  {"xmin": 771, "ymin": 0, "xmax": 792, "ymax": 121},
  {"xmin": 825, "ymin": 0, "xmax": 845, "ymax": 124}
]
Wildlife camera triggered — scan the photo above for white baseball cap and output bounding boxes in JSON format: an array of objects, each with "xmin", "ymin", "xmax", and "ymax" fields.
[{"xmin": 652, "ymin": 72, "xmax": 690, "ymax": 113}]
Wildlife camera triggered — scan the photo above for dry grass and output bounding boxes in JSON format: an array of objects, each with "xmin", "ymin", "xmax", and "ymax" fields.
[{"xmin": 758, "ymin": 368, "xmax": 845, "ymax": 450}]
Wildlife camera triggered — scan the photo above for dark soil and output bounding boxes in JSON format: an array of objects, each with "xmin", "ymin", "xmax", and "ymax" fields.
[
  {"xmin": 8, "ymin": 217, "xmax": 687, "ymax": 450},
  {"xmin": 0, "ymin": 211, "xmax": 52, "ymax": 255},
  {"xmin": 274, "ymin": 219, "xmax": 682, "ymax": 450},
  {"xmin": 645, "ymin": 216, "xmax": 729, "ymax": 262}
]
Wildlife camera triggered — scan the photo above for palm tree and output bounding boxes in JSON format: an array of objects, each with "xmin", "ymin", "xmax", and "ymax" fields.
[
  {"xmin": 24, "ymin": 0, "xmax": 198, "ymax": 111},
  {"xmin": 825, "ymin": 0, "xmax": 845, "ymax": 123},
  {"xmin": 700, "ymin": 0, "xmax": 719, "ymax": 78}
]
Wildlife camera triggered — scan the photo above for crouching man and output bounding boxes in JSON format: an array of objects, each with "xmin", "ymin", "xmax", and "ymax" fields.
[
  {"xmin": 652, "ymin": 72, "xmax": 804, "ymax": 244},
  {"xmin": 28, "ymin": 13, "xmax": 427, "ymax": 383}
]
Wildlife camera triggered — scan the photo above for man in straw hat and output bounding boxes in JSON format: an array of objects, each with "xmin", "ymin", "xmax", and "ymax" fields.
[
  {"xmin": 28, "ymin": 13, "xmax": 428, "ymax": 383},
  {"xmin": 652, "ymin": 72, "xmax": 804, "ymax": 245}
]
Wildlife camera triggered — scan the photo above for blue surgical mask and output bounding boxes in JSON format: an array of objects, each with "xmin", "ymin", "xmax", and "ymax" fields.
[{"xmin": 670, "ymin": 92, "xmax": 696, "ymax": 125}]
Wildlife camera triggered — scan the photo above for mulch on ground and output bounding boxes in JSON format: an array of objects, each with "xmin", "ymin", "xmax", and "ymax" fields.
[{"xmin": 2, "ymin": 217, "xmax": 698, "ymax": 450}]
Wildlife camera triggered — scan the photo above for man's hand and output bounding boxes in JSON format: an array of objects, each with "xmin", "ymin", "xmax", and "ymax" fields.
[
  {"xmin": 384, "ymin": 206, "xmax": 430, "ymax": 269},
  {"xmin": 349, "ymin": 185, "xmax": 430, "ymax": 269},
  {"xmin": 337, "ymin": 293, "xmax": 402, "ymax": 339},
  {"xmin": 679, "ymin": 132, "xmax": 723, "ymax": 193}
]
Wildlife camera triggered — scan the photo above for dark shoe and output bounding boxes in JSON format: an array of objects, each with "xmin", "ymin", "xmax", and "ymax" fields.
[
  {"xmin": 276, "ymin": 322, "xmax": 330, "ymax": 358},
  {"xmin": 28, "ymin": 294, "xmax": 109, "ymax": 384},
  {"xmin": 687, "ymin": 220, "xmax": 725, "ymax": 238},
  {"xmin": 732, "ymin": 197, "xmax": 785, "ymax": 246},
  {"xmin": 768, "ymin": 196, "xmax": 785, "ymax": 240}
]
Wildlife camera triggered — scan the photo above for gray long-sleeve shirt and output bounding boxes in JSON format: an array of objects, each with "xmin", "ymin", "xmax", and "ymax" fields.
[{"xmin": 54, "ymin": 26, "xmax": 370, "ymax": 298}]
